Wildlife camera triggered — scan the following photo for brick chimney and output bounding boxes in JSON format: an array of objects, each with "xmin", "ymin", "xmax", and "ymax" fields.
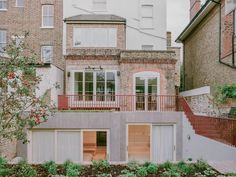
[
  {"xmin": 190, "ymin": 0, "xmax": 201, "ymax": 20},
  {"xmin": 167, "ymin": 32, "xmax": 172, "ymax": 47}
]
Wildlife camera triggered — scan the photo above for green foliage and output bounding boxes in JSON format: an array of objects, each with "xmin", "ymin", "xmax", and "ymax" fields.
[
  {"xmin": 215, "ymin": 84, "xmax": 236, "ymax": 104},
  {"xmin": 177, "ymin": 161, "xmax": 194, "ymax": 175},
  {"xmin": 42, "ymin": 161, "xmax": 57, "ymax": 175},
  {"xmin": 145, "ymin": 163, "xmax": 158, "ymax": 174},
  {"xmin": 63, "ymin": 161, "xmax": 81, "ymax": 177},
  {"xmin": 136, "ymin": 167, "xmax": 148, "ymax": 177},
  {"xmin": 127, "ymin": 161, "xmax": 139, "ymax": 171},
  {"xmin": 0, "ymin": 32, "xmax": 53, "ymax": 143},
  {"xmin": 161, "ymin": 169, "xmax": 181, "ymax": 177},
  {"xmin": 14, "ymin": 160, "xmax": 37, "ymax": 177},
  {"xmin": 0, "ymin": 157, "xmax": 12, "ymax": 177},
  {"xmin": 194, "ymin": 160, "xmax": 209, "ymax": 171},
  {"xmin": 159, "ymin": 161, "xmax": 175, "ymax": 170},
  {"xmin": 52, "ymin": 175, "xmax": 67, "ymax": 177},
  {"xmin": 92, "ymin": 160, "xmax": 110, "ymax": 172},
  {"xmin": 97, "ymin": 173, "xmax": 110, "ymax": 177},
  {"xmin": 118, "ymin": 169, "xmax": 136, "ymax": 177}
]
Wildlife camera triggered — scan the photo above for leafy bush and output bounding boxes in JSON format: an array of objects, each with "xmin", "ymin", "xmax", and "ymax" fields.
[
  {"xmin": 63, "ymin": 160, "xmax": 82, "ymax": 177},
  {"xmin": 136, "ymin": 167, "xmax": 148, "ymax": 177},
  {"xmin": 177, "ymin": 161, "xmax": 194, "ymax": 175},
  {"xmin": 0, "ymin": 157, "xmax": 12, "ymax": 177},
  {"xmin": 92, "ymin": 160, "xmax": 110, "ymax": 172},
  {"xmin": 145, "ymin": 163, "xmax": 158, "ymax": 174},
  {"xmin": 52, "ymin": 175, "xmax": 67, "ymax": 177},
  {"xmin": 127, "ymin": 161, "xmax": 139, "ymax": 171},
  {"xmin": 215, "ymin": 84, "xmax": 236, "ymax": 103},
  {"xmin": 159, "ymin": 161, "xmax": 175, "ymax": 170},
  {"xmin": 194, "ymin": 160, "xmax": 209, "ymax": 171},
  {"xmin": 118, "ymin": 171, "xmax": 136, "ymax": 177},
  {"xmin": 161, "ymin": 169, "xmax": 181, "ymax": 177},
  {"xmin": 14, "ymin": 160, "xmax": 37, "ymax": 177},
  {"xmin": 42, "ymin": 161, "xmax": 57, "ymax": 175},
  {"xmin": 97, "ymin": 173, "xmax": 110, "ymax": 177}
]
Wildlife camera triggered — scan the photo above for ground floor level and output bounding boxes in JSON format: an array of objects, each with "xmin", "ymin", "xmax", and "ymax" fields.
[{"xmin": 16, "ymin": 112, "xmax": 236, "ymax": 164}]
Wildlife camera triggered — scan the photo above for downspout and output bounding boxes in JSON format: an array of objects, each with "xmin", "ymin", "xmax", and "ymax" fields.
[{"xmin": 211, "ymin": 0, "xmax": 236, "ymax": 69}]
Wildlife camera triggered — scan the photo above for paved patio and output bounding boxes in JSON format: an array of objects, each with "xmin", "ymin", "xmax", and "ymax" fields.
[{"xmin": 209, "ymin": 161, "xmax": 236, "ymax": 174}]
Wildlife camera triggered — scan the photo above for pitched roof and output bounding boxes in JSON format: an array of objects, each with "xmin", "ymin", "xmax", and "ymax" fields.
[
  {"xmin": 64, "ymin": 14, "xmax": 126, "ymax": 24},
  {"xmin": 176, "ymin": 0, "xmax": 220, "ymax": 43}
]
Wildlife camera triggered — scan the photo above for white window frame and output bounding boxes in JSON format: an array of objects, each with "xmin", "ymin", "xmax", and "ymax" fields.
[
  {"xmin": 92, "ymin": 0, "xmax": 107, "ymax": 12},
  {"xmin": 140, "ymin": 4, "xmax": 154, "ymax": 29},
  {"xmin": 0, "ymin": 0, "xmax": 7, "ymax": 10},
  {"xmin": 41, "ymin": 46, "xmax": 53, "ymax": 64},
  {"xmin": 16, "ymin": 0, "xmax": 24, "ymax": 7},
  {"xmin": 0, "ymin": 30, "xmax": 7, "ymax": 53},
  {"xmin": 72, "ymin": 70, "xmax": 117, "ymax": 99},
  {"xmin": 41, "ymin": 4, "xmax": 54, "ymax": 28}
]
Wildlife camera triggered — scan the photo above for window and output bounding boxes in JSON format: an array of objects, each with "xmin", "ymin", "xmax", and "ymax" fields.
[
  {"xmin": 16, "ymin": 0, "xmax": 24, "ymax": 7},
  {"xmin": 42, "ymin": 5, "xmax": 54, "ymax": 28},
  {"xmin": 73, "ymin": 28, "xmax": 117, "ymax": 48},
  {"xmin": 74, "ymin": 71, "xmax": 116, "ymax": 101},
  {"xmin": 142, "ymin": 45, "xmax": 154, "ymax": 50},
  {"xmin": 12, "ymin": 35, "xmax": 24, "ymax": 47},
  {"xmin": 0, "ymin": 30, "xmax": 7, "ymax": 53},
  {"xmin": 41, "ymin": 46, "xmax": 53, "ymax": 63},
  {"xmin": 225, "ymin": 0, "xmax": 236, "ymax": 15},
  {"xmin": 0, "ymin": 0, "xmax": 7, "ymax": 10},
  {"xmin": 140, "ymin": 5, "xmax": 153, "ymax": 29},
  {"xmin": 93, "ymin": 0, "xmax": 106, "ymax": 11}
]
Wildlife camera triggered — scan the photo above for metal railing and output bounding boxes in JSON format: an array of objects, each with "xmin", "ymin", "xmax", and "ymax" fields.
[{"xmin": 58, "ymin": 94, "xmax": 178, "ymax": 112}]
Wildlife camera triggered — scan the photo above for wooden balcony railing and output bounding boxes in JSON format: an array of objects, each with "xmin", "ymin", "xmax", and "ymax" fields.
[{"xmin": 58, "ymin": 95, "xmax": 179, "ymax": 112}]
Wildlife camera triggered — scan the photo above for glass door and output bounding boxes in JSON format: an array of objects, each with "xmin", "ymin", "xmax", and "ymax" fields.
[{"xmin": 135, "ymin": 76, "xmax": 158, "ymax": 111}]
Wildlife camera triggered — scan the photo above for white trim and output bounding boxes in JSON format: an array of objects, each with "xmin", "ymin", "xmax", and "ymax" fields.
[
  {"xmin": 180, "ymin": 86, "xmax": 210, "ymax": 97},
  {"xmin": 41, "ymin": 4, "xmax": 54, "ymax": 28}
]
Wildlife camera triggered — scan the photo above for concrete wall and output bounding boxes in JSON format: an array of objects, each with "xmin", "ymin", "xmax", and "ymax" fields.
[
  {"xmin": 18, "ymin": 112, "xmax": 183, "ymax": 163},
  {"xmin": 36, "ymin": 65, "xmax": 64, "ymax": 106},
  {"xmin": 182, "ymin": 114, "xmax": 236, "ymax": 161},
  {"xmin": 183, "ymin": 4, "xmax": 236, "ymax": 91},
  {"xmin": 63, "ymin": 0, "xmax": 167, "ymax": 51}
]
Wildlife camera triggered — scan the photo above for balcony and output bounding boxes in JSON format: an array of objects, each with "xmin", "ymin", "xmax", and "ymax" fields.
[{"xmin": 58, "ymin": 95, "xmax": 179, "ymax": 112}]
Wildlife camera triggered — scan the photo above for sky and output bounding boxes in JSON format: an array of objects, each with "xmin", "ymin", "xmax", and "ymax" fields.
[{"xmin": 167, "ymin": 0, "xmax": 190, "ymax": 46}]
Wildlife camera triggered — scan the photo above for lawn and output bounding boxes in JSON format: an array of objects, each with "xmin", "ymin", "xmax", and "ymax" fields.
[{"xmin": 0, "ymin": 157, "xmax": 234, "ymax": 177}]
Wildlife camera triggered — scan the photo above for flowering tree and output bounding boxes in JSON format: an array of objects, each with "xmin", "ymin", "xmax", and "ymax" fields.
[{"xmin": 0, "ymin": 33, "xmax": 52, "ymax": 144}]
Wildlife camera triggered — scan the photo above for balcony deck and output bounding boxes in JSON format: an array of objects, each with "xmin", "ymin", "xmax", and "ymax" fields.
[{"xmin": 58, "ymin": 95, "xmax": 179, "ymax": 112}]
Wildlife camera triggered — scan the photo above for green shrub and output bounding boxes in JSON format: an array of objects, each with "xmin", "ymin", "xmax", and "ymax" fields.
[
  {"xmin": 159, "ymin": 161, "xmax": 175, "ymax": 170},
  {"xmin": 14, "ymin": 160, "xmax": 37, "ymax": 177},
  {"xmin": 92, "ymin": 160, "xmax": 110, "ymax": 172},
  {"xmin": 215, "ymin": 84, "xmax": 236, "ymax": 103},
  {"xmin": 42, "ymin": 161, "xmax": 57, "ymax": 175},
  {"xmin": 63, "ymin": 160, "xmax": 82, "ymax": 177},
  {"xmin": 146, "ymin": 163, "xmax": 158, "ymax": 174},
  {"xmin": 194, "ymin": 160, "xmax": 209, "ymax": 171},
  {"xmin": 136, "ymin": 167, "xmax": 148, "ymax": 177},
  {"xmin": 0, "ymin": 157, "xmax": 12, "ymax": 177},
  {"xmin": 161, "ymin": 169, "xmax": 181, "ymax": 177},
  {"xmin": 52, "ymin": 175, "xmax": 67, "ymax": 177},
  {"xmin": 127, "ymin": 161, "xmax": 139, "ymax": 171},
  {"xmin": 97, "ymin": 173, "xmax": 110, "ymax": 177},
  {"xmin": 177, "ymin": 161, "xmax": 194, "ymax": 175},
  {"xmin": 118, "ymin": 172, "xmax": 136, "ymax": 177}
]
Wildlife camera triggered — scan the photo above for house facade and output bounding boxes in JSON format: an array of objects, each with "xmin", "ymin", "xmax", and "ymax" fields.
[{"xmin": 177, "ymin": 0, "xmax": 236, "ymax": 92}]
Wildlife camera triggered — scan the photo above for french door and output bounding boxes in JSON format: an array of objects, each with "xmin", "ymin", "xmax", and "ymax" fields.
[{"xmin": 135, "ymin": 76, "xmax": 158, "ymax": 111}]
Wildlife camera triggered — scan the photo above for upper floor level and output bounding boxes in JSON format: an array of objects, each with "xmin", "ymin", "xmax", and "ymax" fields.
[{"xmin": 63, "ymin": 0, "xmax": 167, "ymax": 50}]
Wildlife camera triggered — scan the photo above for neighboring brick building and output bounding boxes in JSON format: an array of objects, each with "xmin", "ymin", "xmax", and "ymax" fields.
[
  {"xmin": 176, "ymin": 0, "xmax": 236, "ymax": 92},
  {"xmin": 0, "ymin": 0, "xmax": 64, "ymax": 159}
]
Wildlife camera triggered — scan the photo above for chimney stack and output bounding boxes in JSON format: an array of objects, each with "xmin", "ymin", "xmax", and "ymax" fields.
[
  {"xmin": 167, "ymin": 32, "xmax": 172, "ymax": 47},
  {"xmin": 190, "ymin": 0, "xmax": 201, "ymax": 20}
]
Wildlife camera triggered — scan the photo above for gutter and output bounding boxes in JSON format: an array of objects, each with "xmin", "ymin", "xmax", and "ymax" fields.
[{"xmin": 176, "ymin": 0, "xmax": 215, "ymax": 43}]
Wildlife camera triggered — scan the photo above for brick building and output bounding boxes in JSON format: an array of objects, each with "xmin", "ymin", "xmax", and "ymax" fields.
[{"xmin": 176, "ymin": 0, "xmax": 236, "ymax": 92}]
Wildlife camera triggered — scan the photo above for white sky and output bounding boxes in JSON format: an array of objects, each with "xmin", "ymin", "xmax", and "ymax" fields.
[{"xmin": 167, "ymin": 0, "xmax": 190, "ymax": 46}]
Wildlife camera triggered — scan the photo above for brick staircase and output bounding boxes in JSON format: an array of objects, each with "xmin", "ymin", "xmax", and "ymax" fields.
[{"xmin": 180, "ymin": 97, "xmax": 236, "ymax": 147}]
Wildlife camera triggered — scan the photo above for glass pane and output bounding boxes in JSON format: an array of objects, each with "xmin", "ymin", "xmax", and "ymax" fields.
[
  {"xmin": 75, "ymin": 72, "xmax": 83, "ymax": 82},
  {"xmin": 83, "ymin": 131, "xmax": 107, "ymax": 162},
  {"xmin": 0, "ymin": 1, "xmax": 7, "ymax": 9},
  {"xmin": 85, "ymin": 72, "xmax": 93, "ymax": 81},
  {"xmin": 97, "ymin": 72, "xmax": 105, "ymax": 81},
  {"xmin": 17, "ymin": 0, "xmax": 24, "ymax": 7},
  {"xmin": 106, "ymin": 72, "xmax": 115, "ymax": 81}
]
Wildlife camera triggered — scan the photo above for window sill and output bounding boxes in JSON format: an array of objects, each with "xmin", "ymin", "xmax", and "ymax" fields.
[
  {"xmin": 40, "ymin": 27, "xmax": 54, "ymax": 29},
  {"xmin": 0, "ymin": 9, "xmax": 8, "ymax": 11}
]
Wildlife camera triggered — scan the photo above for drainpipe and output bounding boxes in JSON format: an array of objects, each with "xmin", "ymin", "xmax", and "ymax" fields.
[{"xmin": 211, "ymin": 0, "xmax": 236, "ymax": 69}]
